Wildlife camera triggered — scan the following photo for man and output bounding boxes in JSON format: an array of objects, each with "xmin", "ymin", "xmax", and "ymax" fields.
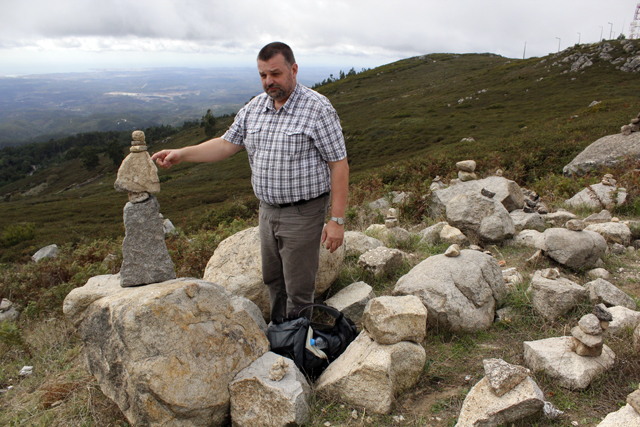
[{"xmin": 152, "ymin": 42, "xmax": 348, "ymax": 322}]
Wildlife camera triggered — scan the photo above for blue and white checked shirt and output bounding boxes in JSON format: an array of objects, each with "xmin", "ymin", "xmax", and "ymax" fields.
[{"xmin": 223, "ymin": 83, "xmax": 347, "ymax": 205}]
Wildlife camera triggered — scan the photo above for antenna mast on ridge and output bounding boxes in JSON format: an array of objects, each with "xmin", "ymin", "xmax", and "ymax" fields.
[{"xmin": 630, "ymin": 2, "xmax": 640, "ymax": 39}]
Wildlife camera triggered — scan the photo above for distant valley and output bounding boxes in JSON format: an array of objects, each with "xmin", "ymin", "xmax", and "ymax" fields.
[{"xmin": 0, "ymin": 66, "xmax": 336, "ymax": 145}]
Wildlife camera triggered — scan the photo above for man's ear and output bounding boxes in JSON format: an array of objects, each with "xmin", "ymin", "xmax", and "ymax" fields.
[{"xmin": 291, "ymin": 63, "xmax": 298, "ymax": 79}]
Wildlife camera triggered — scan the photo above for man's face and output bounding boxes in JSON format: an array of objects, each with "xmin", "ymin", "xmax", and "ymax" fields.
[{"xmin": 258, "ymin": 54, "xmax": 298, "ymax": 103}]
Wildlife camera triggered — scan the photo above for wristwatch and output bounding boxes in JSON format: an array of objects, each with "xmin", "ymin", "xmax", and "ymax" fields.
[{"xmin": 330, "ymin": 216, "xmax": 345, "ymax": 225}]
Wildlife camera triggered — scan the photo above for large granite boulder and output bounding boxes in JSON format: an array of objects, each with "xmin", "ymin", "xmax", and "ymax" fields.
[
  {"xmin": 541, "ymin": 228, "xmax": 607, "ymax": 269},
  {"xmin": 315, "ymin": 331, "xmax": 425, "ymax": 414},
  {"xmin": 455, "ymin": 377, "xmax": 544, "ymax": 427},
  {"xmin": 445, "ymin": 192, "xmax": 516, "ymax": 243},
  {"xmin": 528, "ymin": 271, "xmax": 588, "ymax": 321},
  {"xmin": 203, "ymin": 226, "xmax": 344, "ymax": 320},
  {"xmin": 523, "ymin": 336, "xmax": 615, "ymax": 390},
  {"xmin": 229, "ymin": 352, "xmax": 311, "ymax": 427},
  {"xmin": 565, "ymin": 184, "xmax": 627, "ymax": 209},
  {"xmin": 63, "ymin": 274, "xmax": 269, "ymax": 427},
  {"xmin": 563, "ymin": 132, "xmax": 640, "ymax": 176},
  {"xmin": 432, "ymin": 176, "xmax": 524, "ymax": 216},
  {"xmin": 606, "ymin": 306, "xmax": 640, "ymax": 335},
  {"xmin": 393, "ymin": 250, "xmax": 506, "ymax": 332}
]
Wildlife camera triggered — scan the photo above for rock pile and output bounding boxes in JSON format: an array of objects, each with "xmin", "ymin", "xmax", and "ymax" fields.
[
  {"xmin": 456, "ymin": 160, "xmax": 477, "ymax": 182},
  {"xmin": 0, "ymin": 299, "xmax": 19, "ymax": 322},
  {"xmin": 571, "ymin": 313, "xmax": 606, "ymax": 357},
  {"xmin": 315, "ymin": 295, "xmax": 427, "ymax": 414},
  {"xmin": 455, "ymin": 358, "xmax": 545, "ymax": 427},
  {"xmin": 621, "ymin": 113, "xmax": 640, "ymax": 135},
  {"xmin": 523, "ymin": 305, "xmax": 616, "ymax": 390},
  {"xmin": 114, "ymin": 131, "xmax": 175, "ymax": 287}
]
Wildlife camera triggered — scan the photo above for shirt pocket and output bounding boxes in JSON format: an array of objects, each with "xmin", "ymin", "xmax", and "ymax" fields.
[{"xmin": 280, "ymin": 128, "xmax": 311, "ymax": 158}]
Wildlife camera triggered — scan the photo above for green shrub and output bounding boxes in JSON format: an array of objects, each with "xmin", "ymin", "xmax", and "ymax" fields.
[{"xmin": 2, "ymin": 223, "xmax": 36, "ymax": 247}]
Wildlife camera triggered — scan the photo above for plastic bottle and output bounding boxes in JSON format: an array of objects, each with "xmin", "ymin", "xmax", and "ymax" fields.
[{"xmin": 310, "ymin": 336, "xmax": 328, "ymax": 350}]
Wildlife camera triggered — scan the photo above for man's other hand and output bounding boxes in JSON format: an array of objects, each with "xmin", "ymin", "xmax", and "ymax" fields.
[{"xmin": 322, "ymin": 220, "xmax": 344, "ymax": 253}]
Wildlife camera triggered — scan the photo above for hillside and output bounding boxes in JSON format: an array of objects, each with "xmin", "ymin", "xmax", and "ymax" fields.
[{"xmin": 1, "ymin": 40, "xmax": 639, "ymax": 262}]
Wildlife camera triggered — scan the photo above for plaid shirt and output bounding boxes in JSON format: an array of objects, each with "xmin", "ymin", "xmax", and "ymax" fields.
[{"xmin": 223, "ymin": 83, "xmax": 346, "ymax": 205}]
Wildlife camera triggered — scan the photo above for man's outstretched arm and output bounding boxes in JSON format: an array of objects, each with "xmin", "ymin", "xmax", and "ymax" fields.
[
  {"xmin": 322, "ymin": 157, "xmax": 349, "ymax": 253},
  {"xmin": 151, "ymin": 137, "xmax": 243, "ymax": 169}
]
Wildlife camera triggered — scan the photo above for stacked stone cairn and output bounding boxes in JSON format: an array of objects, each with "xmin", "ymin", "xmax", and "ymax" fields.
[
  {"xmin": 621, "ymin": 111, "xmax": 640, "ymax": 135},
  {"xmin": 114, "ymin": 130, "xmax": 176, "ymax": 287},
  {"xmin": 522, "ymin": 188, "xmax": 548, "ymax": 214},
  {"xmin": 315, "ymin": 295, "xmax": 427, "ymax": 414},
  {"xmin": 455, "ymin": 358, "xmax": 546, "ymax": 426},
  {"xmin": 385, "ymin": 207, "xmax": 399, "ymax": 228},
  {"xmin": 572, "ymin": 312, "xmax": 607, "ymax": 357},
  {"xmin": 456, "ymin": 160, "xmax": 477, "ymax": 182}
]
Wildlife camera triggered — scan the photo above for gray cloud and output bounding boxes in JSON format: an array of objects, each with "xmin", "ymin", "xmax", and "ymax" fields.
[{"xmin": 0, "ymin": 0, "xmax": 636, "ymax": 75}]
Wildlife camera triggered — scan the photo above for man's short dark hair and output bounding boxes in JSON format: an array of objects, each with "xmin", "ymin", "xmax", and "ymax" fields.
[{"xmin": 258, "ymin": 42, "xmax": 296, "ymax": 67}]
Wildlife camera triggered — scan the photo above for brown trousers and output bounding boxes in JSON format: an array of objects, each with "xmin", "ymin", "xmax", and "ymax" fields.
[{"xmin": 259, "ymin": 194, "xmax": 329, "ymax": 322}]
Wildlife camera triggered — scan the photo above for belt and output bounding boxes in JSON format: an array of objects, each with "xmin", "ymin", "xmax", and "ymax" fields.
[{"xmin": 268, "ymin": 192, "xmax": 329, "ymax": 208}]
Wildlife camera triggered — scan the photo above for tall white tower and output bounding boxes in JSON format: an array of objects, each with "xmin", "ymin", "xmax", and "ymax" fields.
[{"xmin": 630, "ymin": 2, "xmax": 640, "ymax": 39}]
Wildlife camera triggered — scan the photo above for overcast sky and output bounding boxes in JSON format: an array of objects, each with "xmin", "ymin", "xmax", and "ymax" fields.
[{"xmin": 0, "ymin": 0, "xmax": 637, "ymax": 76}]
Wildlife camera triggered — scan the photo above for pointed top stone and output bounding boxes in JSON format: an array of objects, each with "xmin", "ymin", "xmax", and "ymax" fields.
[{"xmin": 132, "ymin": 130, "xmax": 145, "ymax": 142}]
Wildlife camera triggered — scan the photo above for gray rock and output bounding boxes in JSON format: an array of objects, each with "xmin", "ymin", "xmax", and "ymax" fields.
[
  {"xmin": 393, "ymin": 250, "xmax": 506, "ymax": 332},
  {"xmin": 458, "ymin": 171, "xmax": 478, "ymax": 181},
  {"xmin": 344, "ymin": 231, "xmax": 384, "ymax": 257},
  {"xmin": 419, "ymin": 221, "xmax": 448, "ymax": 246},
  {"xmin": 542, "ymin": 228, "xmax": 607, "ymax": 269},
  {"xmin": 584, "ymin": 210, "xmax": 613, "ymax": 224},
  {"xmin": 523, "ymin": 336, "xmax": 615, "ymax": 390},
  {"xmin": 584, "ymin": 278, "xmax": 637, "ymax": 310},
  {"xmin": 566, "ymin": 184, "xmax": 627, "ymax": 209},
  {"xmin": 571, "ymin": 326, "xmax": 603, "ymax": 348},
  {"xmin": 455, "ymin": 376, "xmax": 544, "ymax": 427},
  {"xmin": 585, "ymin": 222, "xmax": 632, "ymax": 246},
  {"xmin": 361, "ymin": 296, "xmax": 427, "ymax": 345},
  {"xmin": 445, "ymin": 244, "xmax": 461, "ymax": 257},
  {"xmin": 456, "ymin": 160, "xmax": 476, "ymax": 172},
  {"xmin": 365, "ymin": 224, "xmax": 411, "ymax": 246},
  {"xmin": 594, "ymin": 304, "xmax": 613, "ymax": 321},
  {"xmin": 566, "ymin": 219, "xmax": 586, "ymax": 231},
  {"xmin": 32, "ymin": 244, "xmax": 58, "ymax": 262},
  {"xmin": 544, "ymin": 210, "xmax": 577, "ymax": 227},
  {"xmin": 510, "ymin": 210, "xmax": 546, "ymax": 233},
  {"xmin": 528, "ymin": 271, "xmax": 588, "ymax": 321},
  {"xmin": 440, "ymin": 224, "xmax": 469, "ymax": 245},
  {"xmin": 162, "ymin": 218, "xmax": 176, "ymax": 235},
  {"xmin": 512, "ymin": 230, "xmax": 546, "ymax": 250},
  {"xmin": 483, "ymin": 358, "xmax": 531, "ymax": 397},
  {"xmin": 587, "ymin": 268, "xmax": 611, "ymax": 280},
  {"xmin": 563, "ymin": 132, "xmax": 640, "ymax": 176},
  {"xmin": 432, "ymin": 176, "xmax": 524, "ymax": 217},
  {"xmin": 446, "ymin": 192, "xmax": 515, "ymax": 243},
  {"xmin": 596, "ymin": 404, "xmax": 640, "ymax": 427},
  {"xmin": 0, "ymin": 299, "xmax": 19, "ymax": 322},
  {"xmin": 120, "ymin": 196, "xmax": 176, "ymax": 287},
  {"xmin": 606, "ymin": 306, "xmax": 640, "ymax": 335},
  {"xmin": 315, "ymin": 331, "xmax": 425, "ymax": 415},
  {"xmin": 579, "ymin": 314, "xmax": 603, "ymax": 335},
  {"xmin": 358, "ymin": 247, "xmax": 404, "ymax": 277},
  {"xmin": 324, "ymin": 281, "xmax": 375, "ymax": 324},
  {"xmin": 628, "ymin": 389, "xmax": 640, "ymax": 415},
  {"xmin": 229, "ymin": 352, "xmax": 311, "ymax": 427},
  {"xmin": 63, "ymin": 275, "xmax": 269, "ymax": 427}
]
